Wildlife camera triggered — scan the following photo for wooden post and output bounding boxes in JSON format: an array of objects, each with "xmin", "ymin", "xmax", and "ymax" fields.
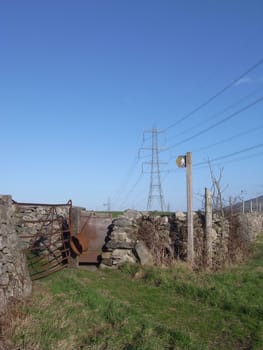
[
  {"xmin": 205, "ymin": 188, "xmax": 213, "ymax": 268},
  {"xmin": 186, "ymin": 152, "xmax": 194, "ymax": 265}
]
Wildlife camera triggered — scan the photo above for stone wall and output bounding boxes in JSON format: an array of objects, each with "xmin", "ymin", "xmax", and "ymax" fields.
[
  {"xmin": 1, "ymin": 198, "xmax": 262, "ymax": 312},
  {"xmin": 207, "ymin": 213, "xmax": 263, "ymax": 269},
  {"xmin": 101, "ymin": 210, "xmax": 140, "ymax": 268},
  {"xmin": 0, "ymin": 195, "xmax": 32, "ymax": 315},
  {"xmin": 100, "ymin": 210, "xmax": 206, "ymax": 269},
  {"xmin": 100, "ymin": 210, "xmax": 263, "ymax": 270},
  {"xmin": 14, "ymin": 201, "xmax": 71, "ymax": 251},
  {"xmin": 237, "ymin": 213, "xmax": 263, "ymax": 242},
  {"xmin": 0, "ymin": 196, "xmax": 72, "ymax": 316}
]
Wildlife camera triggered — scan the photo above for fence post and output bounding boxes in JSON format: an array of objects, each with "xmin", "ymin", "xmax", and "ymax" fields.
[
  {"xmin": 205, "ymin": 188, "xmax": 213, "ymax": 268},
  {"xmin": 186, "ymin": 152, "xmax": 194, "ymax": 266}
]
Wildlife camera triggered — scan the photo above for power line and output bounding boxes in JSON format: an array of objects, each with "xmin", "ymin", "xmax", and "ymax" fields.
[
  {"xmin": 194, "ymin": 143, "xmax": 263, "ymax": 167},
  {"xmin": 114, "ymin": 58, "xmax": 263, "ymax": 210},
  {"xmin": 111, "ymin": 154, "xmax": 140, "ymax": 208},
  {"xmin": 169, "ymin": 85, "xmax": 263, "ymax": 142},
  {"xmin": 118, "ymin": 173, "xmax": 143, "ymax": 210},
  {"xmin": 158, "ymin": 146, "xmax": 263, "ymax": 174},
  {"xmin": 162, "ymin": 95, "xmax": 263, "ymax": 152},
  {"xmin": 192, "ymin": 150, "xmax": 263, "ymax": 171},
  {"xmin": 111, "ymin": 137, "xmax": 147, "ymax": 209},
  {"xmin": 194, "ymin": 124, "xmax": 263, "ymax": 153},
  {"xmin": 163, "ymin": 57, "xmax": 263, "ymax": 132}
]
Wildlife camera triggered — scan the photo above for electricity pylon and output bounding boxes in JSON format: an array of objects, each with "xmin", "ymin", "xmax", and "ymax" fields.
[{"xmin": 140, "ymin": 128, "xmax": 166, "ymax": 211}]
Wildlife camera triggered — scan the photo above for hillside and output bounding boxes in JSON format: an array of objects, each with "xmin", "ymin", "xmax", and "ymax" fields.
[{"xmin": 230, "ymin": 195, "xmax": 263, "ymax": 213}]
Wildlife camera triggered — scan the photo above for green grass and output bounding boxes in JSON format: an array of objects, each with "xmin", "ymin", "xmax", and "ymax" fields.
[
  {"xmin": 95, "ymin": 211, "xmax": 123, "ymax": 219},
  {"xmin": 97, "ymin": 211, "xmax": 174, "ymax": 219},
  {"xmin": 12, "ymin": 234, "xmax": 263, "ymax": 350}
]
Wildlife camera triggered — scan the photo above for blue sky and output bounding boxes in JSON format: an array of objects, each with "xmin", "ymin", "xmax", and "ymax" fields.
[{"xmin": 1, "ymin": 0, "xmax": 263, "ymax": 211}]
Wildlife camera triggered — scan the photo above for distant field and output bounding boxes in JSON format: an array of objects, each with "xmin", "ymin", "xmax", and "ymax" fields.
[
  {"xmin": 109, "ymin": 211, "xmax": 123, "ymax": 218},
  {"xmin": 11, "ymin": 234, "xmax": 263, "ymax": 350},
  {"xmin": 94, "ymin": 211, "xmax": 123, "ymax": 218}
]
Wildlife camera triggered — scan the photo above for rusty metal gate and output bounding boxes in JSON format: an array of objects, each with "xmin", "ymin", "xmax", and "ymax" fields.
[
  {"xmin": 75, "ymin": 210, "xmax": 112, "ymax": 265},
  {"xmin": 15, "ymin": 200, "xmax": 72, "ymax": 280}
]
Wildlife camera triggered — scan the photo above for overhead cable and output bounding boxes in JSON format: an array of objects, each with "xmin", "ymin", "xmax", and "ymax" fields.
[
  {"xmin": 117, "ymin": 173, "xmax": 143, "ymax": 210},
  {"xmin": 194, "ymin": 124, "xmax": 263, "ymax": 153},
  {"xmin": 162, "ymin": 95, "xmax": 263, "ymax": 152},
  {"xmin": 194, "ymin": 143, "xmax": 263, "ymax": 167},
  {"xmin": 160, "ymin": 147, "xmax": 263, "ymax": 174},
  {"xmin": 163, "ymin": 57, "xmax": 263, "ymax": 132},
  {"xmin": 169, "ymin": 85, "xmax": 263, "ymax": 141},
  {"xmin": 111, "ymin": 155, "xmax": 140, "ymax": 207},
  {"xmin": 194, "ymin": 150, "xmax": 263, "ymax": 170}
]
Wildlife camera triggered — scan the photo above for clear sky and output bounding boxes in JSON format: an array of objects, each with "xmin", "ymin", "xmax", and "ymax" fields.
[{"xmin": 1, "ymin": 0, "xmax": 263, "ymax": 211}]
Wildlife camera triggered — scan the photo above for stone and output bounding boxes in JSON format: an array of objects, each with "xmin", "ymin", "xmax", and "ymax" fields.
[
  {"xmin": 101, "ymin": 258, "xmax": 113, "ymax": 266},
  {"xmin": 135, "ymin": 241, "xmax": 154, "ymax": 266},
  {"xmin": 0, "ymin": 273, "xmax": 9, "ymax": 286},
  {"xmin": 123, "ymin": 209, "xmax": 142, "ymax": 220},
  {"xmin": 107, "ymin": 239, "xmax": 135, "ymax": 250},
  {"xmin": 100, "ymin": 263, "xmax": 117, "ymax": 269},
  {"xmin": 101, "ymin": 251, "xmax": 112, "ymax": 259},
  {"xmin": 112, "ymin": 249, "xmax": 137, "ymax": 264},
  {"xmin": 106, "ymin": 228, "xmax": 137, "ymax": 249},
  {"xmin": 211, "ymin": 228, "xmax": 217, "ymax": 241},
  {"xmin": 175, "ymin": 211, "xmax": 186, "ymax": 221},
  {"xmin": 113, "ymin": 217, "xmax": 132, "ymax": 227},
  {"xmin": 160, "ymin": 216, "xmax": 169, "ymax": 225}
]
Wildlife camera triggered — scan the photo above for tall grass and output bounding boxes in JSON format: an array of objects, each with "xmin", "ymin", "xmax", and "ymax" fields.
[{"xmin": 11, "ymin": 234, "xmax": 263, "ymax": 350}]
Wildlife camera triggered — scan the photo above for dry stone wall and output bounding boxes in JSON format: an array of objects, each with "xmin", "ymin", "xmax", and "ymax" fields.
[
  {"xmin": 0, "ymin": 195, "xmax": 32, "ymax": 315},
  {"xmin": 0, "ymin": 196, "xmax": 72, "ymax": 315},
  {"xmin": 237, "ymin": 213, "xmax": 263, "ymax": 242},
  {"xmin": 101, "ymin": 209, "xmax": 263, "ymax": 270},
  {"xmin": 100, "ymin": 210, "xmax": 207, "ymax": 269},
  {"xmin": 14, "ymin": 202, "xmax": 70, "ymax": 251},
  {"xmin": 1, "ymin": 196, "xmax": 262, "ymax": 315},
  {"xmin": 207, "ymin": 213, "xmax": 263, "ymax": 270},
  {"xmin": 101, "ymin": 210, "xmax": 140, "ymax": 267}
]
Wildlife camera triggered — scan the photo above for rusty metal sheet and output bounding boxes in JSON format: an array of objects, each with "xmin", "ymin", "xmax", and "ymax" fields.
[{"xmin": 78, "ymin": 212, "xmax": 112, "ymax": 264}]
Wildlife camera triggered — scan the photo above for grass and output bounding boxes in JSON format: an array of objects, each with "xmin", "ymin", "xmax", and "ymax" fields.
[
  {"xmin": 96, "ymin": 211, "xmax": 123, "ymax": 219},
  {"xmin": 11, "ymin": 234, "xmax": 263, "ymax": 350},
  {"xmin": 97, "ymin": 211, "xmax": 174, "ymax": 219}
]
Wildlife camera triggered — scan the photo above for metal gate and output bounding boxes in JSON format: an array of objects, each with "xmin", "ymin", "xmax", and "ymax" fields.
[
  {"xmin": 77, "ymin": 211, "xmax": 112, "ymax": 265},
  {"xmin": 15, "ymin": 200, "xmax": 72, "ymax": 280}
]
